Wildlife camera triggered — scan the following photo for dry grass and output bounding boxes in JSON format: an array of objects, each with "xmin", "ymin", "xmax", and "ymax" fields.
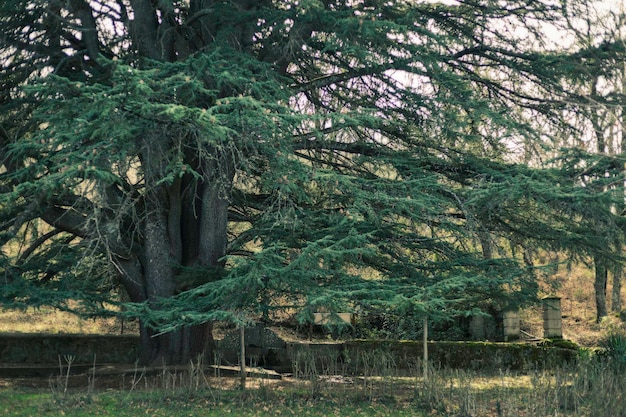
[
  {"xmin": 0, "ymin": 306, "xmax": 138, "ymax": 335},
  {"xmin": 517, "ymin": 260, "xmax": 622, "ymax": 348}
]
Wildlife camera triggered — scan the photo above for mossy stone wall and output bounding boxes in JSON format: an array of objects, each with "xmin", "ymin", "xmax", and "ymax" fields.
[
  {"xmin": 341, "ymin": 340, "xmax": 578, "ymax": 371},
  {"xmin": 0, "ymin": 333, "xmax": 578, "ymax": 373}
]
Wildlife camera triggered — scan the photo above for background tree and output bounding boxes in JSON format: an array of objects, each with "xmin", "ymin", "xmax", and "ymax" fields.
[
  {"xmin": 1, "ymin": 0, "xmax": 624, "ymax": 364},
  {"xmin": 556, "ymin": 2, "xmax": 626, "ymax": 321}
]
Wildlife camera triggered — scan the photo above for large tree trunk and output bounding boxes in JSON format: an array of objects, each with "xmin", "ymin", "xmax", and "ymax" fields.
[
  {"xmin": 138, "ymin": 323, "xmax": 215, "ymax": 365},
  {"xmin": 110, "ymin": 0, "xmax": 239, "ymax": 367},
  {"xmin": 113, "ymin": 137, "xmax": 234, "ymax": 365},
  {"xmin": 115, "ymin": 252, "xmax": 218, "ymax": 365}
]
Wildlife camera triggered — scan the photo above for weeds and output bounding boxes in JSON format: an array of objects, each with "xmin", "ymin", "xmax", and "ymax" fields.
[
  {"xmin": 126, "ymin": 361, "xmax": 146, "ymax": 396},
  {"xmin": 599, "ymin": 322, "xmax": 626, "ymax": 369},
  {"xmin": 14, "ymin": 347, "xmax": 626, "ymax": 416},
  {"xmin": 87, "ymin": 354, "xmax": 96, "ymax": 394},
  {"xmin": 48, "ymin": 354, "xmax": 75, "ymax": 397}
]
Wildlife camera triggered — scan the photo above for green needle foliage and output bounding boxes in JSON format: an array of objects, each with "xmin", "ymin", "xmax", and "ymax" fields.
[{"xmin": 1, "ymin": 0, "xmax": 624, "ymax": 363}]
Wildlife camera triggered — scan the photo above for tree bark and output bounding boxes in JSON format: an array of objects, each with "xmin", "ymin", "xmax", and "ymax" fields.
[
  {"xmin": 594, "ymin": 256, "xmax": 608, "ymax": 322},
  {"xmin": 113, "ymin": 134, "xmax": 236, "ymax": 365},
  {"xmin": 616, "ymin": 38, "xmax": 626, "ymax": 315},
  {"xmin": 612, "ymin": 263, "xmax": 623, "ymax": 313},
  {"xmin": 199, "ymin": 158, "xmax": 234, "ymax": 268},
  {"xmin": 128, "ymin": 0, "xmax": 161, "ymax": 60},
  {"xmin": 591, "ymin": 76, "xmax": 609, "ymax": 323}
]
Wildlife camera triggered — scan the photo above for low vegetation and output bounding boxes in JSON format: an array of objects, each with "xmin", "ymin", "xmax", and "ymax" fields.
[
  {"xmin": 3, "ymin": 351, "xmax": 626, "ymax": 417},
  {"xmin": 1, "ymin": 262, "xmax": 625, "ymax": 416}
]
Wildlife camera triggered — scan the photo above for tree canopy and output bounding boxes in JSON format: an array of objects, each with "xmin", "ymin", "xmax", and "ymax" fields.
[{"xmin": 1, "ymin": 0, "xmax": 624, "ymax": 363}]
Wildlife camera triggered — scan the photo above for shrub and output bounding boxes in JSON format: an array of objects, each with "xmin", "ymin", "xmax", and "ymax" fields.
[{"xmin": 598, "ymin": 326, "xmax": 626, "ymax": 370}]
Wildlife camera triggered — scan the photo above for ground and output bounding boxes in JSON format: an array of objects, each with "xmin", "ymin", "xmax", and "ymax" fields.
[{"xmin": 521, "ymin": 262, "xmax": 624, "ymax": 347}]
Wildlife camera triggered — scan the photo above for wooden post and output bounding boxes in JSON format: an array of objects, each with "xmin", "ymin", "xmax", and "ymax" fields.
[
  {"xmin": 422, "ymin": 317, "xmax": 428, "ymax": 381},
  {"xmin": 240, "ymin": 325, "xmax": 246, "ymax": 390}
]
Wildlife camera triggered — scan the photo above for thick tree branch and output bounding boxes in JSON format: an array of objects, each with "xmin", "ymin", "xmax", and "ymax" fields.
[
  {"xmin": 68, "ymin": 0, "xmax": 101, "ymax": 62},
  {"xmin": 40, "ymin": 206, "xmax": 89, "ymax": 238},
  {"xmin": 17, "ymin": 229, "xmax": 64, "ymax": 265},
  {"xmin": 128, "ymin": 0, "xmax": 160, "ymax": 60}
]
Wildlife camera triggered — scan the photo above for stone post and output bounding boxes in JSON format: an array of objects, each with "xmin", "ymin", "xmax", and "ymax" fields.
[
  {"xmin": 469, "ymin": 314, "xmax": 486, "ymax": 340},
  {"xmin": 542, "ymin": 296, "xmax": 562, "ymax": 339},
  {"xmin": 503, "ymin": 310, "xmax": 520, "ymax": 341}
]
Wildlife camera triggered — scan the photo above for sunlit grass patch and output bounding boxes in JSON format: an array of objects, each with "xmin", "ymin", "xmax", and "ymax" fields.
[{"xmin": 0, "ymin": 305, "xmax": 137, "ymax": 335}]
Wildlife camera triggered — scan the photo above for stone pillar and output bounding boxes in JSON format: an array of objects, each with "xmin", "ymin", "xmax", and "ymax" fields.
[
  {"xmin": 469, "ymin": 314, "xmax": 486, "ymax": 340},
  {"xmin": 542, "ymin": 296, "xmax": 562, "ymax": 339},
  {"xmin": 503, "ymin": 310, "xmax": 520, "ymax": 341}
]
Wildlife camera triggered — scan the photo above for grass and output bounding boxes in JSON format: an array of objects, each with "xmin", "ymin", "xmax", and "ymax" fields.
[
  {"xmin": 0, "ymin": 386, "xmax": 423, "ymax": 417},
  {"xmin": 0, "ymin": 305, "xmax": 138, "ymax": 335},
  {"xmin": 3, "ymin": 353, "xmax": 626, "ymax": 417}
]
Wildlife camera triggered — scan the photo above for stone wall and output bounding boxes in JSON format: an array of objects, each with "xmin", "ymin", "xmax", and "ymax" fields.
[
  {"xmin": 0, "ymin": 330, "xmax": 578, "ymax": 375},
  {"xmin": 0, "ymin": 333, "xmax": 140, "ymax": 364}
]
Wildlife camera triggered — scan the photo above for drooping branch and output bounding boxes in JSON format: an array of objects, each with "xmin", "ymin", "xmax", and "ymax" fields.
[{"xmin": 17, "ymin": 228, "xmax": 64, "ymax": 265}]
